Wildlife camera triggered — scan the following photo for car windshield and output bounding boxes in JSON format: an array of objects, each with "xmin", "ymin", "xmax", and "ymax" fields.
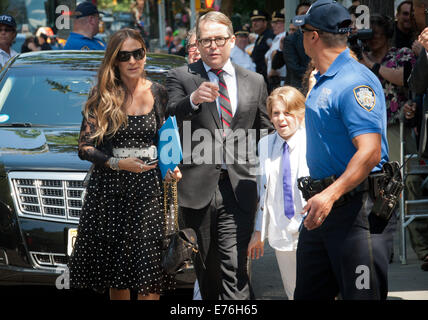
[{"xmin": 0, "ymin": 67, "xmax": 96, "ymax": 126}]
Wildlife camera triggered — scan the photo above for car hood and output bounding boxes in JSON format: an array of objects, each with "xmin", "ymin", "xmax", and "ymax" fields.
[{"xmin": 0, "ymin": 126, "xmax": 90, "ymax": 171}]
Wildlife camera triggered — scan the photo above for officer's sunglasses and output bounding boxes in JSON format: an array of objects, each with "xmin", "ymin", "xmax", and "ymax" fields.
[
  {"xmin": 116, "ymin": 48, "xmax": 145, "ymax": 62},
  {"xmin": 0, "ymin": 27, "xmax": 14, "ymax": 33}
]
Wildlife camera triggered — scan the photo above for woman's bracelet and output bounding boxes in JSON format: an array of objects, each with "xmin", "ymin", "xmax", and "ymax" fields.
[{"xmin": 108, "ymin": 157, "xmax": 121, "ymax": 171}]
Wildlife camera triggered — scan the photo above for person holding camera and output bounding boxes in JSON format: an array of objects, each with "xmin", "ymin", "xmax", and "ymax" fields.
[{"xmin": 292, "ymin": 0, "xmax": 392, "ymax": 300}]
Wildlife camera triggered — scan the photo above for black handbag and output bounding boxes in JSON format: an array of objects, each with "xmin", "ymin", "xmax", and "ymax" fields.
[{"xmin": 161, "ymin": 180, "xmax": 199, "ymax": 274}]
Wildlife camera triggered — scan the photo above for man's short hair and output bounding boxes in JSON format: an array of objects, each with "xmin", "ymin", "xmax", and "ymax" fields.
[
  {"xmin": 186, "ymin": 27, "xmax": 196, "ymax": 46},
  {"xmin": 296, "ymin": 2, "xmax": 311, "ymax": 15},
  {"xmin": 196, "ymin": 11, "xmax": 234, "ymax": 39},
  {"xmin": 397, "ymin": 1, "xmax": 413, "ymax": 14},
  {"xmin": 319, "ymin": 32, "xmax": 348, "ymax": 48}
]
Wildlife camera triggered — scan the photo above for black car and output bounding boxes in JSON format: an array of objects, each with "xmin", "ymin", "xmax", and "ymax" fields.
[{"xmin": 0, "ymin": 50, "xmax": 194, "ymax": 290}]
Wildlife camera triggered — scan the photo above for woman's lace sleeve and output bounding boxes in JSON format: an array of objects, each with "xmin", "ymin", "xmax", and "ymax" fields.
[{"xmin": 78, "ymin": 112, "xmax": 110, "ymax": 166}]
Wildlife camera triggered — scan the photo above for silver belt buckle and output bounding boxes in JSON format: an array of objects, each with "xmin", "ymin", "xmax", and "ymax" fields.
[{"xmin": 148, "ymin": 145, "xmax": 157, "ymax": 160}]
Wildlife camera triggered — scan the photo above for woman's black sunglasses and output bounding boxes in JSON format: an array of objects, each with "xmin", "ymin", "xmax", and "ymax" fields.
[{"xmin": 117, "ymin": 48, "xmax": 145, "ymax": 62}]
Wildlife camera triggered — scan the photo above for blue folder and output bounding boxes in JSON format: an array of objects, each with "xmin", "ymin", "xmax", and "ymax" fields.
[{"xmin": 158, "ymin": 116, "xmax": 183, "ymax": 179}]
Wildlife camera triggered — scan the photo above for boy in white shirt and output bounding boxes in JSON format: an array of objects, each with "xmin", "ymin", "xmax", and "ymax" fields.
[{"xmin": 248, "ymin": 86, "xmax": 309, "ymax": 300}]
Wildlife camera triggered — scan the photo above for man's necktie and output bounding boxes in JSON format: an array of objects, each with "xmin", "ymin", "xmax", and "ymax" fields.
[
  {"xmin": 282, "ymin": 141, "xmax": 295, "ymax": 219},
  {"xmin": 210, "ymin": 69, "xmax": 233, "ymax": 129}
]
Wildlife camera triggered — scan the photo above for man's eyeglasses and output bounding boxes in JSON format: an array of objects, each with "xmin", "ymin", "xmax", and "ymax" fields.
[
  {"xmin": 187, "ymin": 43, "xmax": 198, "ymax": 52},
  {"xmin": 117, "ymin": 48, "xmax": 145, "ymax": 62},
  {"xmin": 198, "ymin": 37, "xmax": 230, "ymax": 48},
  {"xmin": 301, "ymin": 26, "xmax": 323, "ymax": 35},
  {"xmin": 0, "ymin": 27, "xmax": 14, "ymax": 33}
]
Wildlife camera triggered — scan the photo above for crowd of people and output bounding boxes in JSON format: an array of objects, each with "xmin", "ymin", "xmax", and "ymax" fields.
[{"xmin": 1, "ymin": 0, "xmax": 428, "ymax": 301}]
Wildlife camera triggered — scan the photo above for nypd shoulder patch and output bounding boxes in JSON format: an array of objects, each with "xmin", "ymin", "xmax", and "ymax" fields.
[{"xmin": 353, "ymin": 85, "xmax": 376, "ymax": 112}]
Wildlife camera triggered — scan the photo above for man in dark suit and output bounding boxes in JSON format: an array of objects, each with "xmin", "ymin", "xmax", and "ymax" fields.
[
  {"xmin": 283, "ymin": 2, "xmax": 311, "ymax": 89},
  {"xmin": 249, "ymin": 10, "xmax": 274, "ymax": 84},
  {"xmin": 166, "ymin": 11, "xmax": 272, "ymax": 300}
]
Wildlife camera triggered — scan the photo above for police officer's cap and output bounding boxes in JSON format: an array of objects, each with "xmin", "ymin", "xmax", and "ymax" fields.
[
  {"xmin": 271, "ymin": 10, "xmax": 285, "ymax": 22},
  {"xmin": 235, "ymin": 25, "xmax": 250, "ymax": 37},
  {"xmin": 74, "ymin": 1, "xmax": 103, "ymax": 18},
  {"xmin": 293, "ymin": 0, "xmax": 352, "ymax": 34},
  {"xmin": 250, "ymin": 10, "xmax": 270, "ymax": 22},
  {"xmin": 0, "ymin": 15, "xmax": 16, "ymax": 29}
]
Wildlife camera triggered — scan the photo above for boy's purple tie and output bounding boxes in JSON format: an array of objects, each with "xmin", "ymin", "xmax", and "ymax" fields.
[{"xmin": 282, "ymin": 141, "xmax": 294, "ymax": 219}]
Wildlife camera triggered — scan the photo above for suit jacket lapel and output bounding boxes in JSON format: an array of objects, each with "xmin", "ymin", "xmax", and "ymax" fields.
[
  {"xmin": 189, "ymin": 60, "xmax": 221, "ymax": 129},
  {"xmin": 231, "ymin": 64, "xmax": 249, "ymax": 130}
]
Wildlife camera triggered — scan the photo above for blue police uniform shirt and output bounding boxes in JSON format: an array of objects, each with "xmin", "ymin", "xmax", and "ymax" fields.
[
  {"xmin": 64, "ymin": 32, "xmax": 106, "ymax": 50},
  {"xmin": 305, "ymin": 48, "xmax": 389, "ymax": 180}
]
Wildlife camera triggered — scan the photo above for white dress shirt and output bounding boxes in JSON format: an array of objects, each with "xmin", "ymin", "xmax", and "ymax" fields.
[
  {"xmin": 265, "ymin": 31, "xmax": 286, "ymax": 77},
  {"xmin": 0, "ymin": 47, "xmax": 17, "ymax": 69},
  {"xmin": 230, "ymin": 46, "xmax": 256, "ymax": 72},
  {"xmin": 255, "ymin": 127, "xmax": 309, "ymax": 251}
]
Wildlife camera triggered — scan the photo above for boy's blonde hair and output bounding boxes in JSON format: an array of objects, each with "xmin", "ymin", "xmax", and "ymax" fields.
[{"xmin": 266, "ymin": 86, "xmax": 306, "ymax": 121}]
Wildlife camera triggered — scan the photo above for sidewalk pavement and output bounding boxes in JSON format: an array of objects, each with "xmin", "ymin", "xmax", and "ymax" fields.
[
  {"xmin": 251, "ymin": 229, "xmax": 428, "ymax": 300},
  {"xmin": 387, "ymin": 230, "xmax": 428, "ymax": 300}
]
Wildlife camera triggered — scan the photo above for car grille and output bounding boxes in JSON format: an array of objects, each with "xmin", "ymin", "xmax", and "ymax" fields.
[
  {"xmin": 29, "ymin": 251, "xmax": 68, "ymax": 270},
  {"xmin": 8, "ymin": 172, "xmax": 87, "ymax": 224}
]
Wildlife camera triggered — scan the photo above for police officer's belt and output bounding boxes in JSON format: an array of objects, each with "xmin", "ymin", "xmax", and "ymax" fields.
[
  {"xmin": 298, "ymin": 162, "xmax": 403, "ymax": 218},
  {"xmin": 297, "ymin": 175, "xmax": 371, "ymax": 208}
]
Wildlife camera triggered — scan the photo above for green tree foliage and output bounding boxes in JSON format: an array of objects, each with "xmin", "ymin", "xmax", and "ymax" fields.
[
  {"xmin": 0, "ymin": 0, "xmax": 10, "ymax": 13},
  {"xmin": 98, "ymin": 0, "xmax": 134, "ymax": 12}
]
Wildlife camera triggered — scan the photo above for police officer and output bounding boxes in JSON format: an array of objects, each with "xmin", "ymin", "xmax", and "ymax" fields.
[
  {"xmin": 265, "ymin": 10, "xmax": 286, "ymax": 92},
  {"xmin": 64, "ymin": 2, "xmax": 106, "ymax": 50},
  {"xmin": 230, "ymin": 25, "xmax": 256, "ymax": 72},
  {"xmin": 293, "ymin": 0, "xmax": 391, "ymax": 300},
  {"xmin": 250, "ymin": 10, "xmax": 274, "ymax": 83},
  {"xmin": 0, "ymin": 15, "xmax": 17, "ymax": 69}
]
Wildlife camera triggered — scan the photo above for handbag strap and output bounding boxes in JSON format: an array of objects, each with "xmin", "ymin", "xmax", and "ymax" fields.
[
  {"xmin": 163, "ymin": 179, "xmax": 207, "ymax": 271},
  {"xmin": 163, "ymin": 179, "xmax": 179, "ymax": 235}
]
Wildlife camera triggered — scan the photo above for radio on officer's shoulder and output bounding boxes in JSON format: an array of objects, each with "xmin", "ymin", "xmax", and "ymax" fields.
[{"xmin": 369, "ymin": 161, "xmax": 403, "ymax": 221}]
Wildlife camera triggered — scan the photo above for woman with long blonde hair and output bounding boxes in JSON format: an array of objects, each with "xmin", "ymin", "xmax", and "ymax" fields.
[{"xmin": 68, "ymin": 28, "xmax": 181, "ymax": 300}]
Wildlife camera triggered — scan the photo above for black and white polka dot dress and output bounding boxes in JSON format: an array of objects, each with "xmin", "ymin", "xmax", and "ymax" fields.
[{"xmin": 68, "ymin": 83, "xmax": 175, "ymax": 295}]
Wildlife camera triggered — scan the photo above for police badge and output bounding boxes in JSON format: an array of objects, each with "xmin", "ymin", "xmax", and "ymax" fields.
[{"xmin": 353, "ymin": 85, "xmax": 376, "ymax": 112}]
